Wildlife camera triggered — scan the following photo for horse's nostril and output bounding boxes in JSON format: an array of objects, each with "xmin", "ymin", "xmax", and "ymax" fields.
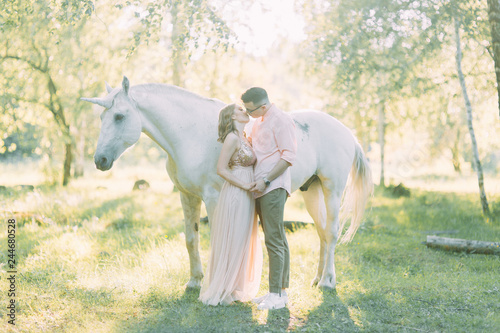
[
  {"xmin": 94, "ymin": 154, "xmax": 113, "ymax": 171},
  {"xmin": 95, "ymin": 155, "xmax": 107, "ymax": 167}
]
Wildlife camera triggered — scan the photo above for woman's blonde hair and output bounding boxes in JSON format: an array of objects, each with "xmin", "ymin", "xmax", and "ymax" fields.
[{"xmin": 217, "ymin": 104, "xmax": 237, "ymax": 143}]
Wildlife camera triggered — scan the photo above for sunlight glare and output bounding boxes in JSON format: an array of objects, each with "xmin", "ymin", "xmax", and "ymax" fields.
[{"xmin": 218, "ymin": 0, "xmax": 306, "ymax": 57}]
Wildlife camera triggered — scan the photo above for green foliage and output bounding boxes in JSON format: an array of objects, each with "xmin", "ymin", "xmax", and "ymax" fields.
[
  {"xmin": 304, "ymin": 0, "xmax": 448, "ymax": 128},
  {"xmin": 113, "ymin": 0, "xmax": 234, "ymax": 58},
  {"xmin": 0, "ymin": 123, "xmax": 40, "ymax": 159},
  {"xmin": 0, "ymin": 0, "xmax": 102, "ymax": 185}
]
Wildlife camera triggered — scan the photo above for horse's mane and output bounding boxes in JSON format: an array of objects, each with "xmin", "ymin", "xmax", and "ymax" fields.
[{"xmin": 132, "ymin": 83, "xmax": 224, "ymax": 107}]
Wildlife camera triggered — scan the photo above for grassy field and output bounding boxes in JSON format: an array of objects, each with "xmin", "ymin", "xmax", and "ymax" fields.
[{"xmin": 0, "ymin": 162, "xmax": 499, "ymax": 332}]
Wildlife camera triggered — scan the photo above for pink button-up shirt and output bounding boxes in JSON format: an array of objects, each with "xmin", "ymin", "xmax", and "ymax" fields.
[{"xmin": 249, "ymin": 104, "xmax": 297, "ymax": 198}]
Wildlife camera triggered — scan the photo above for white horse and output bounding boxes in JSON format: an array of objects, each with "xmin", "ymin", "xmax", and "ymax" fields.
[{"xmin": 82, "ymin": 76, "xmax": 373, "ymax": 290}]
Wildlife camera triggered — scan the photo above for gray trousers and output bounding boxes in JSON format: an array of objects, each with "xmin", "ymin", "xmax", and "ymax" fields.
[{"xmin": 256, "ymin": 188, "xmax": 289, "ymax": 294}]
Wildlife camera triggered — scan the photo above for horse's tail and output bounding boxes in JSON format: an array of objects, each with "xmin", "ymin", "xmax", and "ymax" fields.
[{"xmin": 338, "ymin": 140, "xmax": 374, "ymax": 244}]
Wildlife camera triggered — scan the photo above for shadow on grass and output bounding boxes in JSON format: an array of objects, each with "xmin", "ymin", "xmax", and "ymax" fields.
[
  {"xmin": 79, "ymin": 194, "xmax": 185, "ymax": 239},
  {"xmin": 79, "ymin": 195, "xmax": 136, "ymax": 222},
  {"xmin": 263, "ymin": 307, "xmax": 290, "ymax": 332},
  {"xmin": 113, "ymin": 286, "xmax": 361, "ymax": 333},
  {"xmin": 115, "ymin": 287, "xmax": 260, "ymax": 333},
  {"xmin": 2, "ymin": 196, "xmax": 138, "ymax": 264},
  {"xmin": 298, "ymin": 289, "xmax": 359, "ymax": 332}
]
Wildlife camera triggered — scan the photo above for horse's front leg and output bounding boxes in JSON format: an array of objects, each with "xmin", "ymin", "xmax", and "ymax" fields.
[
  {"xmin": 202, "ymin": 186, "xmax": 220, "ymax": 227},
  {"xmin": 180, "ymin": 191, "xmax": 203, "ymax": 289}
]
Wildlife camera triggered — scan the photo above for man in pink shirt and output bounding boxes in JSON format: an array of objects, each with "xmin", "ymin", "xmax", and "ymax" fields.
[{"xmin": 242, "ymin": 87, "xmax": 297, "ymax": 310}]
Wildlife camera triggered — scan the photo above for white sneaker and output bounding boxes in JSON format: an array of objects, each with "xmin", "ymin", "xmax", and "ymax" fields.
[
  {"xmin": 253, "ymin": 290, "xmax": 288, "ymax": 305},
  {"xmin": 252, "ymin": 293, "xmax": 270, "ymax": 304},
  {"xmin": 257, "ymin": 293, "xmax": 287, "ymax": 310},
  {"xmin": 281, "ymin": 290, "xmax": 288, "ymax": 304}
]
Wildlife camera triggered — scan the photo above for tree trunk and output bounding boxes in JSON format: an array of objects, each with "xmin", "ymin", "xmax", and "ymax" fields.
[
  {"xmin": 454, "ymin": 18, "xmax": 491, "ymax": 218},
  {"xmin": 171, "ymin": 2, "xmax": 184, "ymax": 87},
  {"xmin": 451, "ymin": 128, "xmax": 461, "ymax": 173},
  {"xmin": 74, "ymin": 118, "xmax": 86, "ymax": 178},
  {"xmin": 2, "ymin": 52, "xmax": 74, "ymax": 186},
  {"xmin": 63, "ymin": 142, "xmax": 72, "ymax": 186},
  {"xmin": 354, "ymin": 105, "xmax": 369, "ymax": 154},
  {"xmin": 378, "ymin": 102, "xmax": 386, "ymax": 187},
  {"xmin": 487, "ymin": 0, "xmax": 500, "ymax": 117},
  {"xmin": 47, "ymin": 74, "xmax": 73, "ymax": 186}
]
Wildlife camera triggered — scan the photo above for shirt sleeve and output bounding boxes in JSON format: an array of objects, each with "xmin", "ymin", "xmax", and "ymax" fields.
[{"xmin": 275, "ymin": 115, "xmax": 297, "ymax": 165}]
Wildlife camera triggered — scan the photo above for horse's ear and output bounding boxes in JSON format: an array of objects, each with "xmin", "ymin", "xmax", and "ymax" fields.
[
  {"xmin": 105, "ymin": 81, "xmax": 113, "ymax": 93},
  {"xmin": 122, "ymin": 76, "xmax": 130, "ymax": 95}
]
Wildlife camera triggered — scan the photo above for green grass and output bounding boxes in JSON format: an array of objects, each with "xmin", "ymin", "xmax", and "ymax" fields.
[{"xmin": 0, "ymin": 167, "xmax": 499, "ymax": 332}]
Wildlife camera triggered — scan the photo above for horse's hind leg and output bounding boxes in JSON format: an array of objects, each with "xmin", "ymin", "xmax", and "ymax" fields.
[
  {"xmin": 180, "ymin": 191, "xmax": 203, "ymax": 289},
  {"xmin": 318, "ymin": 181, "xmax": 343, "ymax": 290},
  {"xmin": 301, "ymin": 180, "xmax": 327, "ymax": 287}
]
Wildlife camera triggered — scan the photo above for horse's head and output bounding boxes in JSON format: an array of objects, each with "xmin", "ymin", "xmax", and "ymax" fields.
[{"xmin": 82, "ymin": 76, "xmax": 142, "ymax": 171}]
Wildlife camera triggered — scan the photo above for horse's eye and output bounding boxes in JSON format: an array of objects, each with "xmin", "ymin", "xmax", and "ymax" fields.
[{"xmin": 115, "ymin": 114, "xmax": 124, "ymax": 121}]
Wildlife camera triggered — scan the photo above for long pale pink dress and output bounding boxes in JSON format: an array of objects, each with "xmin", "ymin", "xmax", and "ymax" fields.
[{"xmin": 199, "ymin": 138, "xmax": 263, "ymax": 306}]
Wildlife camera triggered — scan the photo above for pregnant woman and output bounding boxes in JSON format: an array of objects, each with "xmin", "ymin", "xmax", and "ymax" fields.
[{"xmin": 198, "ymin": 103, "xmax": 262, "ymax": 306}]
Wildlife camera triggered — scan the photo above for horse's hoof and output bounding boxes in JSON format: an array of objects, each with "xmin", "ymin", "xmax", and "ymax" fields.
[
  {"xmin": 185, "ymin": 279, "xmax": 202, "ymax": 290},
  {"xmin": 318, "ymin": 284, "xmax": 336, "ymax": 292},
  {"xmin": 185, "ymin": 284, "xmax": 201, "ymax": 290},
  {"xmin": 318, "ymin": 277, "xmax": 336, "ymax": 290},
  {"xmin": 311, "ymin": 277, "xmax": 320, "ymax": 287}
]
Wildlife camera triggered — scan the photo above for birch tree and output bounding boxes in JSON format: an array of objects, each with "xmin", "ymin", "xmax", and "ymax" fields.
[{"xmin": 454, "ymin": 16, "xmax": 491, "ymax": 218}]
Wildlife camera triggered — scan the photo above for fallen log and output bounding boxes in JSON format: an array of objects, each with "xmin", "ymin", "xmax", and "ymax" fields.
[{"xmin": 426, "ymin": 236, "xmax": 500, "ymax": 255}]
